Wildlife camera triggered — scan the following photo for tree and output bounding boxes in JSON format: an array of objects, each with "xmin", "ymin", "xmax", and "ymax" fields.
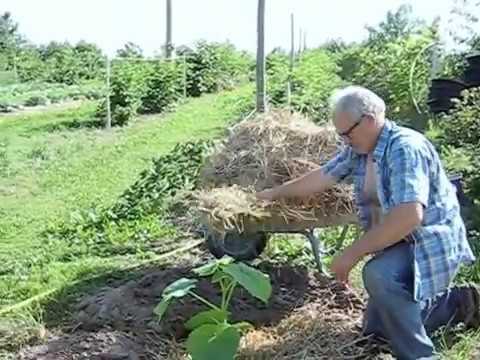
[
  {"xmin": 74, "ymin": 41, "xmax": 105, "ymax": 79},
  {"xmin": 116, "ymin": 42, "xmax": 144, "ymax": 59},
  {"xmin": 0, "ymin": 12, "xmax": 24, "ymax": 71},
  {"xmin": 446, "ymin": 0, "xmax": 480, "ymax": 49},
  {"xmin": 16, "ymin": 44, "xmax": 45, "ymax": 81},
  {"xmin": 40, "ymin": 41, "xmax": 82, "ymax": 84},
  {"xmin": 318, "ymin": 38, "xmax": 349, "ymax": 54},
  {"xmin": 366, "ymin": 4, "xmax": 424, "ymax": 48}
]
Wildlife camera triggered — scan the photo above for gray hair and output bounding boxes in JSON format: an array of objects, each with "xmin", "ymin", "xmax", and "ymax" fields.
[{"xmin": 330, "ymin": 86, "xmax": 386, "ymax": 122}]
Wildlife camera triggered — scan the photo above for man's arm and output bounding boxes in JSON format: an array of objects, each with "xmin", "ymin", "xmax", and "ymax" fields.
[
  {"xmin": 257, "ymin": 146, "xmax": 355, "ymax": 201},
  {"xmin": 256, "ymin": 168, "xmax": 335, "ymax": 200},
  {"xmin": 350, "ymin": 202, "xmax": 423, "ymax": 255},
  {"xmin": 331, "ymin": 140, "xmax": 431, "ymax": 282}
]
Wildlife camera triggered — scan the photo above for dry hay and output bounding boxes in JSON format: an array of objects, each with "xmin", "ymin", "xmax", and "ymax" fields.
[
  {"xmin": 238, "ymin": 287, "xmax": 390, "ymax": 360},
  {"xmin": 200, "ymin": 109, "xmax": 340, "ymax": 190},
  {"xmin": 195, "ymin": 109, "xmax": 356, "ymax": 233}
]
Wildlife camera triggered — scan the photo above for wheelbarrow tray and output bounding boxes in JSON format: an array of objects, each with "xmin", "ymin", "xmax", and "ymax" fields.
[{"xmin": 200, "ymin": 208, "xmax": 358, "ymax": 236}]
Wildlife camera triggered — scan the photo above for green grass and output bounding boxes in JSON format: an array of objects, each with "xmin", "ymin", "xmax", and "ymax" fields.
[{"xmin": 0, "ymin": 85, "xmax": 254, "ymax": 310}]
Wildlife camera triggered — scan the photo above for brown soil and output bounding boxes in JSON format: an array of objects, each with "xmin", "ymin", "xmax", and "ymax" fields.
[
  {"xmin": 17, "ymin": 262, "xmax": 392, "ymax": 360},
  {"xmin": 18, "ymin": 330, "xmax": 143, "ymax": 360}
]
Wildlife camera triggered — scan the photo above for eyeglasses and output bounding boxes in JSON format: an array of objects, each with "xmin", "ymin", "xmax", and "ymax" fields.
[{"xmin": 338, "ymin": 116, "xmax": 364, "ymax": 140}]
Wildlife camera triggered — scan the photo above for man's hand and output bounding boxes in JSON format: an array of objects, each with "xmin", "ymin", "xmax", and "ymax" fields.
[
  {"xmin": 330, "ymin": 246, "xmax": 362, "ymax": 283},
  {"xmin": 256, "ymin": 188, "xmax": 278, "ymax": 201}
]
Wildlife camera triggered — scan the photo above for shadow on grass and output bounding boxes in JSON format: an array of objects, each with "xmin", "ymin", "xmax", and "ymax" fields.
[{"xmin": 29, "ymin": 117, "xmax": 105, "ymax": 133}]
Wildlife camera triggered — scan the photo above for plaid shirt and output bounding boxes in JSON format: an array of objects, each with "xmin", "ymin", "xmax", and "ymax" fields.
[{"xmin": 322, "ymin": 119, "xmax": 475, "ymax": 301}]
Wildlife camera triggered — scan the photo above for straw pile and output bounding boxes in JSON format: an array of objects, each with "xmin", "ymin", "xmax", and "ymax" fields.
[{"xmin": 194, "ymin": 109, "xmax": 356, "ymax": 233}]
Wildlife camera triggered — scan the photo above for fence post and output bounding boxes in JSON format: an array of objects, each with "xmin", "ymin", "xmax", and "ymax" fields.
[
  {"xmin": 106, "ymin": 57, "xmax": 112, "ymax": 129},
  {"xmin": 183, "ymin": 54, "xmax": 187, "ymax": 98},
  {"xmin": 287, "ymin": 13, "xmax": 295, "ymax": 106},
  {"xmin": 256, "ymin": 0, "xmax": 266, "ymax": 113}
]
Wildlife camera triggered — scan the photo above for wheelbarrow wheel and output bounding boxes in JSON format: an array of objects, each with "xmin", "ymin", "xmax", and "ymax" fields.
[{"xmin": 205, "ymin": 231, "xmax": 269, "ymax": 261}]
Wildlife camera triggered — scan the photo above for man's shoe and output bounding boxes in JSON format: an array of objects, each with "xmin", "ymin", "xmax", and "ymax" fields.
[{"xmin": 456, "ymin": 284, "xmax": 480, "ymax": 329}]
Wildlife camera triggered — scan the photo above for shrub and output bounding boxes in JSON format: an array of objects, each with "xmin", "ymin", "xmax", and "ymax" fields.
[
  {"xmin": 43, "ymin": 140, "xmax": 214, "ymax": 258},
  {"xmin": 291, "ymin": 49, "xmax": 344, "ymax": 122},
  {"xmin": 139, "ymin": 61, "xmax": 184, "ymax": 114},
  {"xmin": 98, "ymin": 61, "xmax": 151, "ymax": 126},
  {"xmin": 267, "ymin": 49, "xmax": 343, "ymax": 122},
  {"xmin": 182, "ymin": 41, "xmax": 253, "ymax": 97}
]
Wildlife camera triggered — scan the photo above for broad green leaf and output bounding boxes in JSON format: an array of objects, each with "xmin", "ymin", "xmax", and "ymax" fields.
[
  {"xmin": 193, "ymin": 262, "xmax": 219, "ymax": 277},
  {"xmin": 186, "ymin": 323, "xmax": 240, "ymax": 360},
  {"xmin": 223, "ymin": 263, "xmax": 272, "ymax": 303},
  {"xmin": 162, "ymin": 277, "xmax": 197, "ymax": 298},
  {"xmin": 185, "ymin": 309, "xmax": 230, "ymax": 330},
  {"xmin": 211, "ymin": 270, "xmax": 231, "ymax": 284},
  {"xmin": 153, "ymin": 298, "xmax": 171, "ymax": 321},
  {"xmin": 193, "ymin": 257, "xmax": 234, "ymax": 277}
]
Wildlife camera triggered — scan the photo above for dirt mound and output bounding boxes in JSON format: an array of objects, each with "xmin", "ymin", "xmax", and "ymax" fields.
[
  {"xmin": 74, "ymin": 264, "xmax": 361, "ymax": 340},
  {"xmin": 18, "ymin": 262, "xmax": 393, "ymax": 359},
  {"xmin": 18, "ymin": 330, "xmax": 142, "ymax": 360}
]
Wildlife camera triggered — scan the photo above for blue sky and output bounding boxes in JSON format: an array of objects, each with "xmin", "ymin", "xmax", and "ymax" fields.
[{"xmin": 1, "ymin": 0, "xmax": 478, "ymax": 56}]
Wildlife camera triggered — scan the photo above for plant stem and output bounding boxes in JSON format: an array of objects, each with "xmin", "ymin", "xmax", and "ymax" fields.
[
  {"xmin": 224, "ymin": 281, "xmax": 237, "ymax": 309},
  {"xmin": 188, "ymin": 291, "xmax": 221, "ymax": 311},
  {"xmin": 220, "ymin": 278, "xmax": 227, "ymax": 310}
]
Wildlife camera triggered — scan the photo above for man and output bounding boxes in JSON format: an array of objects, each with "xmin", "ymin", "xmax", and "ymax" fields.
[{"xmin": 256, "ymin": 86, "xmax": 478, "ymax": 359}]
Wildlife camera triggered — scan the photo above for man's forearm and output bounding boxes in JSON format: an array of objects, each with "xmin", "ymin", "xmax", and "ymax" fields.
[
  {"xmin": 273, "ymin": 168, "xmax": 336, "ymax": 199},
  {"xmin": 349, "ymin": 203, "xmax": 423, "ymax": 257}
]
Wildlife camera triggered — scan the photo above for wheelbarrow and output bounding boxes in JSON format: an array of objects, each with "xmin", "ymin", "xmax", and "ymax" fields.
[
  {"xmin": 202, "ymin": 209, "xmax": 358, "ymax": 275},
  {"xmin": 202, "ymin": 174, "xmax": 472, "ymax": 274}
]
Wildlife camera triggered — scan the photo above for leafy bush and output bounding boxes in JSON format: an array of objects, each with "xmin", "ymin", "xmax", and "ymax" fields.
[
  {"xmin": 435, "ymin": 88, "xmax": 480, "ymax": 148},
  {"xmin": 291, "ymin": 49, "xmax": 344, "ymax": 122},
  {"xmin": 111, "ymin": 140, "xmax": 213, "ymax": 220},
  {"xmin": 44, "ymin": 140, "xmax": 214, "ymax": 258},
  {"xmin": 181, "ymin": 41, "xmax": 253, "ymax": 97},
  {"xmin": 100, "ymin": 61, "xmax": 151, "ymax": 126},
  {"xmin": 434, "ymin": 87, "xmax": 480, "ymax": 200},
  {"xmin": 426, "ymin": 87, "xmax": 480, "ymax": 281},
  {"xmin": 266, "ymin": 51, "xmax": 290, "ymax": 105},
  {"xmin": 139, "ymin": 61, "xmax": 185, "ymax": 114},
  {"xmin": 340, "ymin": 30, "xmax": 436, "ymax": 119},
  {"xmin": 16, "ymin": 47, "xmax": 47, "ymax": 82},
  {"xmin": 101, "ymin": 41, "xmax": 252, "ymax": 126},
  {"xmin": 267, "ymin": 49, "xmax": 343, "ymax": 122}
]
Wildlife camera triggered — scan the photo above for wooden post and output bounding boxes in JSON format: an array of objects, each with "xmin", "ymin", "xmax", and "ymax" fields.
[
  {"xmin": 166, "ymin": 0, "xmax": 173, "ymax": 58},
  {"xmin": 256, "ymin": 0, "xmax": 266, "ymax": 113},
  {"xmin": 298, "ymin": 28, "xmax": 302, "ymax": 55},
  {"xmin": 287, "ymin": 13, "xmax": 294, "ymax": 106},
  {"xmin": 12, "ymin": 54, "xmax": 18, "ymax": 83},
  {"xmin": 106, "ymin": 57, "xmax": 112, "ymax": 129},
  {"xmin": 183, "ymin": 54, "xmax": 187, "ymax": 98}
]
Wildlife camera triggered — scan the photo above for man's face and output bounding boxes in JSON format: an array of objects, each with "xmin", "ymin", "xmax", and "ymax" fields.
[{"xmin": 334, "ymin": 111, "xmax": 372, "ymax": 154}]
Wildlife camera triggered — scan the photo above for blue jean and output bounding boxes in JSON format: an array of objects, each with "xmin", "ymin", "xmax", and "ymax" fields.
[{"xmin": 362, "ymin": 241, "xmax": 463, "ymax": 360}]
